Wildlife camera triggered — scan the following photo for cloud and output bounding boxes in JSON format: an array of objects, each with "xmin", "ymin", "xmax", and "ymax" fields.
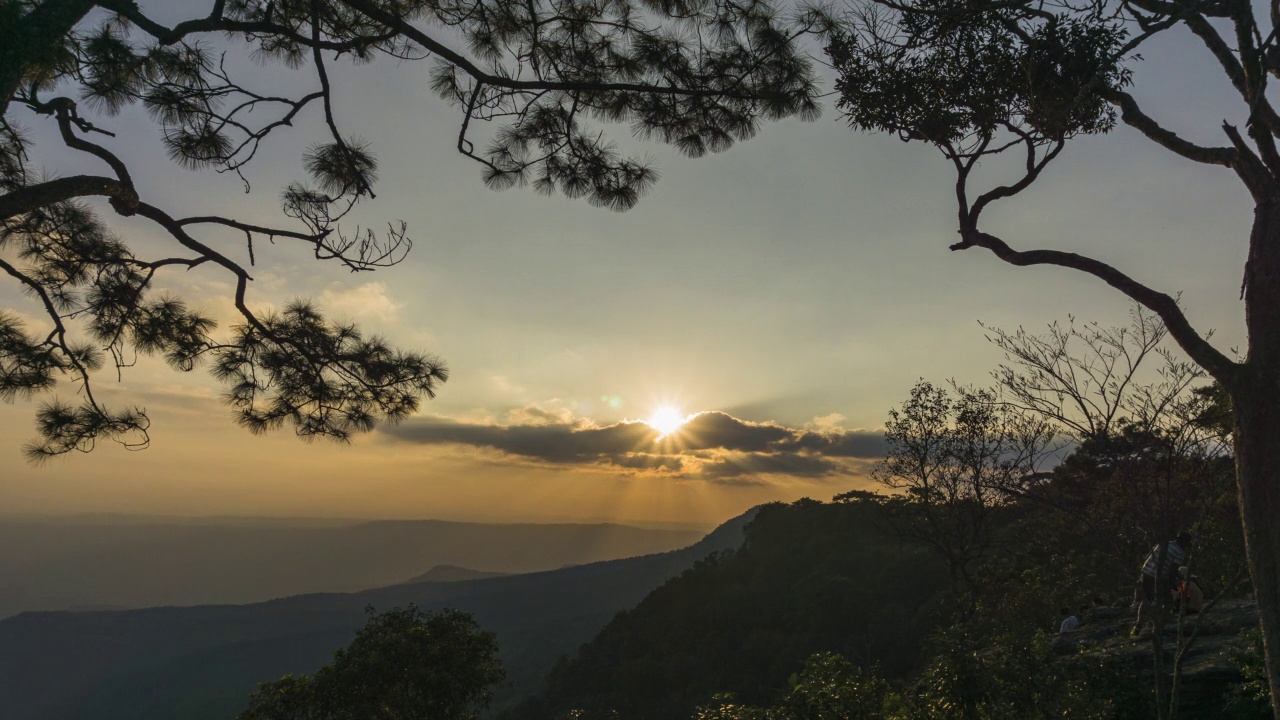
[
  {"xmin": 319, "ymin": 282, "xmax": 403, "ymax": 322},
  {"xmin": 698, "ymin": 452, "xmax": 839, "ymax": 481},
  {"xmin": 383, "ymin": 409, "xmax": 885, "ymax": 483},
  {"xmin": 666, "ymin": 411, "xmax": 792, "ymax": 452},
  {"xmin": 776, "ymin": 428, "xmax": 887, "ymax": 458},
  {"xmin": 502, "ymin": 404, "xmax": 575, "ymax": 426},
  {"xmin": 808, "ymin": 412, "xmax": 847, "ymax": 431}
]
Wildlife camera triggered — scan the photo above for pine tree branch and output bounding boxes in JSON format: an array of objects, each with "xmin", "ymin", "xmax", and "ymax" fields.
[
  {"xmin": 96, "ymin": 0, "xmax": 393, "ymax": 52},
  {"xmin": 0, "ymin": 175, "xmax": 134, "ymax": 220},
  {"xmin": 0, "ymin": 0, "xmax": 97, "ymax": 119},
  {"xmin": 337, "ymin": 0, "xmax": 762, "ymax": 99}
]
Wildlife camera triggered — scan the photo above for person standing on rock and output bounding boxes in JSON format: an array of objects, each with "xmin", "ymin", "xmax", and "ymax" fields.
[{"xmin": 1131, "ymin": 531, "xmax": 1192, "ymax": 636}]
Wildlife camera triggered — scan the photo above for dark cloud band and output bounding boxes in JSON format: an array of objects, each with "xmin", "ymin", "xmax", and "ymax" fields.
[{"xmin": 383, "ymin": 410, "xmax": 885, "ymax": 482}]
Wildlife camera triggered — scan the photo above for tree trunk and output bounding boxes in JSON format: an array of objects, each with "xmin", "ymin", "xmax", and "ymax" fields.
[
  {"xmin": 1233, "ymin": 372, "xmax": 1280, "ymax": 719},
  {"xmin": 1235, "ymin": 197, "xmax": 1280, "ymax": 719}
]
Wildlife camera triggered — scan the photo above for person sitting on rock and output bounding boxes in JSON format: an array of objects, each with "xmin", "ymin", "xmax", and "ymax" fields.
[
  {"xmin": 1174, "ymin": 567, "xmax": 1205, "ymax": 614},
  {"xmin": 1059, "ymin": 607, "xmax": 1080, "ymax": 634}
]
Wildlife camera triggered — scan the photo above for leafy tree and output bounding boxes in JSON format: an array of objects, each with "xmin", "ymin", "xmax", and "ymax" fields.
[
  {"xmin": 238, "ymin": 605, "xmax": 505, "ymax": 720},
  {"xmin": 911, "ymin": 626, "xmax": 1132, "ymax": 720},
  {"xmin": 693, "ymin": 643, "xmax": 1132, "ymax": 720},
  {"xmin": 781, "ymin": 653, "xmax": 900, "ymax": 720},
  {"xmin": 826, "ymin": 0, "xmax": 1280, "ymax": 711},
  {"xmin": 875, "ymin": 379, "xmax": 1053, "ymax": 612},
  {"xmin": 0, "ymin": 0, "xmax": 818, "ymax": 458},
  {"xmin": 694, "ymin": 652, "xmax": 903, "ymax": 720},
  {"xmin": 1226, "ymin": 629, "xmax": 1276, "ymax": 720}
]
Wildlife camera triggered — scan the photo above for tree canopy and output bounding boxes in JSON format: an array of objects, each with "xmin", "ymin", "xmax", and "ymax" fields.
[{"xmin": 238, "ymin": 605, "xmax": 506, "ymax": 720}]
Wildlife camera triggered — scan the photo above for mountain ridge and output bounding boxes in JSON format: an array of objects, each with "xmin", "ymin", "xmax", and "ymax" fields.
[
  {"xmin": 0, "ymin": 517, "xmax": 705, "ymax": 618},
  {"xmin": 404, "ymin": 564, "xmax": 514, "ymax": 583}
]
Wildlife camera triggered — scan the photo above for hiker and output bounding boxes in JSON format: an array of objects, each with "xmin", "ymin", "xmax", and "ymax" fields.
[
  {"xmin": 1174, "ymin": 567, "xmax": 1205, "ymax": 614},
  {"xmin": 1131, "ymin": 531, "xmax": 1192, "ymax": 636}
]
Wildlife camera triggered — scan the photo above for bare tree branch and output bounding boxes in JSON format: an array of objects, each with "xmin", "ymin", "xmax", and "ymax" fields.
[{"xmin": 1104, "ymin": 89, "xmax": 1240, "ymax": 168}]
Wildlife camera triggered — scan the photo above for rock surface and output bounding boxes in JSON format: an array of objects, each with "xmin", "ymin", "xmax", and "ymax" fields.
[{"xmin": 1054, "ymin": 598, "xmax": 1258, "ymax": 716}]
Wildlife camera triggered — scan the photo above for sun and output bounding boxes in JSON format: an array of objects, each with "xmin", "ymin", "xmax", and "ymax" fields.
[{"xmin": 646, "ymin": 405, "xmax": 689, "ymax": 437}]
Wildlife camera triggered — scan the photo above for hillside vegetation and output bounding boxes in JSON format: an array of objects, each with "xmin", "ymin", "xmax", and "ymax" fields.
[
  {"xmin": 513, "ymin": 498, "xmax": 947, "ymax": 720},
  {"xmin": 515, "ymin": 477, "xmax": 1263, "ymax": 720}
]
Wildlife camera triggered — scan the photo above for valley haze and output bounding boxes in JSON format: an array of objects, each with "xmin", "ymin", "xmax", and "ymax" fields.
[{"xmin": 0, "ymin": 514, "xmax": 706, "ymax": 619}]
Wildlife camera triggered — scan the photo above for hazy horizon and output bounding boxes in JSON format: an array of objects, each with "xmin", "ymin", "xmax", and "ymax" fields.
[
  {"xmin": 0, "ymin": 514, "xmax": 716, "ymax": 618},
  {"xmin": 0, "ymin": 510, "xmax": 718, "ymax": 531}
]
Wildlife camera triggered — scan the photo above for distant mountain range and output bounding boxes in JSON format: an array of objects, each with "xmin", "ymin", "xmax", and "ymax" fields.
[
  {"xmin": 0, "ymin": 517, "xmax": 706, "ymax": 618},
  {"xmin": 0, "ymin": 510, "xmax": 755, "ymax": 720}
]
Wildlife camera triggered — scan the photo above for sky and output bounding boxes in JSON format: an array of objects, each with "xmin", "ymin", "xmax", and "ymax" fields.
[{"xmin": 0, "ymin": 3, "xmax": 1256, "ymax": 527}]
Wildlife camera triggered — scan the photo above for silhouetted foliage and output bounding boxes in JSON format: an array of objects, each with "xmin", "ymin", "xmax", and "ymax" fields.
[
  {"xmin": 909, "ymin": 627, "xmax": 1135, "ymax": 720},
  {"xmin": 825, "ymin": 0, "xmax": 1280, "ymax": 709},
  {"xmin": 695, "ymin": 652, "xmax": 902, "ymax": 720},
  {"xmin": 1227, "ymin": 629, "xmax": 1276, "ymax": 720},
  {"xmin": 875, "ymin": 379, "xmax": 1052, "ymax": 611},
  {"xmin": 1, "ymin": 0, "xmax": 818, "ymax": 457},
  {"xmin": 238, "ymin": 605, "xmax": 505, "ymax": 720},
  {"xmin": 978, "ymin": 310, "xmax": 1244, "ymax": 719}
]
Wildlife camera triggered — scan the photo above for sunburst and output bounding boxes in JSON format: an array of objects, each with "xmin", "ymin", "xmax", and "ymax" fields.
[{"xmin": 646, "ymin": 405, "xmax": 689, "ymax": 437}]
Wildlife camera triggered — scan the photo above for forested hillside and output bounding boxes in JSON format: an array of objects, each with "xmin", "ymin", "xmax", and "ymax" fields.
[
  {"xmin": 512, "ymin": 497, "xmax": 949, "ymax": 720},
  {"xmin": 514, "ymin": 458, "xmax": 1264, "ymax": 720}
]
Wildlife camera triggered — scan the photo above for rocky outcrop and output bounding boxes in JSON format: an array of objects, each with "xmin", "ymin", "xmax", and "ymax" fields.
[{"xmin": 1054, "ymin": 598, "xmax": 1259, "ymax": 717}]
